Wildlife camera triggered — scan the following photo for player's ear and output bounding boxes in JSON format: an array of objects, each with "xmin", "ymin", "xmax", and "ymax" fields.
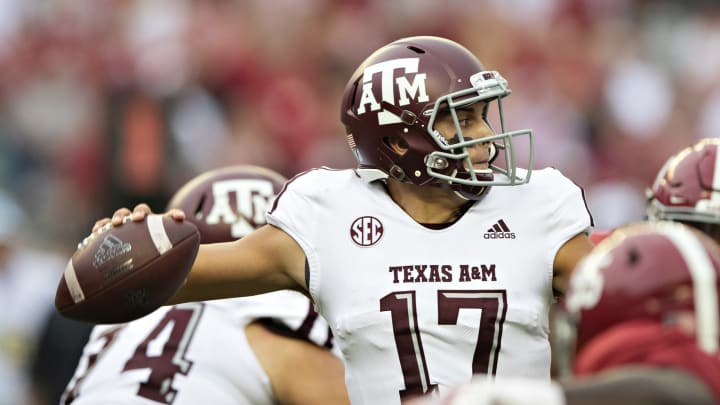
[{"xmin": 385, "ymin": 136, "xmax": 409, "ymax": 156}]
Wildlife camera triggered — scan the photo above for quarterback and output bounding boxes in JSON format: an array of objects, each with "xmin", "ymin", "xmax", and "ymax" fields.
[{"xmin": 89, "ymin": 36, "xmax": 594, "ymax": 404}]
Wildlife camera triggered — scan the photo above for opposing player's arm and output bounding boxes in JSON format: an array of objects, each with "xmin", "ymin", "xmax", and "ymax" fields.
[
  {"xmin": 96, "ymin": 204, "xmax": 308, "ymax": 305},
  {"xmin": 552, "ymin": 232, "xmax": 594, "ymax": 295}
]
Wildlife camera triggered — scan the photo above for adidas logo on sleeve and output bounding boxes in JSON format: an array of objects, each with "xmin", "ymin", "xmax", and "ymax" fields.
[{"xmin": 483, "ymin": 219, "xmax": 516, "ymax": 239}]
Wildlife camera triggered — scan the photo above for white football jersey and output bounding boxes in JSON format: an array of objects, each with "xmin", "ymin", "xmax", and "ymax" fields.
[
  {"xmin": 267, "ymin": 167, "xmax": 592, "ymax": 405},
  {"xmin": 62, "ymin": 290, "xmax": 334, "ymax": 405}
]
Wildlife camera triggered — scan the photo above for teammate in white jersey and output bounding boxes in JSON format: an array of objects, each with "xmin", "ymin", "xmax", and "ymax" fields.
[
  {"xmin": 86, "ymin": 36, "xmax": 594, "ymax": 404},
  {"xmin": 62, "ymin": 166, "xmax": 349, "ymax": 405}
]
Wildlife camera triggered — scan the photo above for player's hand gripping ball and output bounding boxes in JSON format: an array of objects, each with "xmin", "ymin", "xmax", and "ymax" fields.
[{"xmin": 55, "ymin": 215, "xmax": 200, "ymax": 323}]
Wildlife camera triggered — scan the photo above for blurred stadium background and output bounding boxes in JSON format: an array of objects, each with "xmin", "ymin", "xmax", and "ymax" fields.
[{"xmin": 1, "ymin": 0, "xmax": 719, "ymax": 404}]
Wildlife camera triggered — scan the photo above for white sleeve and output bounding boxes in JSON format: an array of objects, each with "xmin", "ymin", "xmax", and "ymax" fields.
[
  {"xmin": 266, "ymin": 169, "xmax": 329, "ymax": 297},
  {"xmin": 542, "ymin": 169, "xmax": 593, "ymax": 252}
]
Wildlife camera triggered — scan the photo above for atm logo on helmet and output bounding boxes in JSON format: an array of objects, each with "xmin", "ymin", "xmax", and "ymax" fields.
[
  {"xmin": 356, "ymin": 58, "xmax": 429, "ymax": 126},
  {"xmin": 205, "ymin": 179, "xmax": 276, "ymax": 238}
]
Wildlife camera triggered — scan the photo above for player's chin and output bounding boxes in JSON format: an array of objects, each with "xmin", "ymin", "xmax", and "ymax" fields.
[{"xmin": 466, "ymin": 164, "xmax": 490, "ymax": 172}]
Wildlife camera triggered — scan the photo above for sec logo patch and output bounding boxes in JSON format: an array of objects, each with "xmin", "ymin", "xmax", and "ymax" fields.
[{"xmin": 350, "ymin": 216, "xmax": 384, "ymax": 246}]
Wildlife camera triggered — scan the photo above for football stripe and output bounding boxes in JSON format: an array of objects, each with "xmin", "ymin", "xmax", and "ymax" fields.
[
  {"xmin": 147, "ymin": 215, "xmax": 173, "ymax": 255},
  {"xmin": 64, "ymin": 260, "xmax": 86, "ymax": 303}
]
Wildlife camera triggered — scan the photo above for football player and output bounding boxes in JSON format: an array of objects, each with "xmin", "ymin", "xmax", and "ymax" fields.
[
  {"xmin": 407, "ymin": 221, "xmax": 720, "ymax": 404},
  {"xmin": 589, "ymin": 137, "xmax": 720, "ymax": 247},
  {"xmin": 61, "ymin": 166, "xmax": 349, "ymax": 405},
  {"xmin": 84, "ymin": 36, "xmax": 594, "ymax": 404},
  {"xmin": 646, "ymin": 137, "xmax": 720, "ymax": 242}
]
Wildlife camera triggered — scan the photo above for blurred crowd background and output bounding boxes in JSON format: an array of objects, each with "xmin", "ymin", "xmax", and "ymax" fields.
[{"xmin": 2, "ymin": 0, "xmax": 720, "ymax": 404}]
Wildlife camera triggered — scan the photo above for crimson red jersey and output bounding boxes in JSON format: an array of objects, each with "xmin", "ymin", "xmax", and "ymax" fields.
[{"xmin": 574, "ymin": 321, "xmax": 720, "ymax": 402}]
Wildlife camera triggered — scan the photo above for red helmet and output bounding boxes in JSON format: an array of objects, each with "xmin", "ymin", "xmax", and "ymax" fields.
[
  {"xmin": 564, "ymin": 221, "xmax": 720, "ymax": 359},
  {"xmin": 647, "ymin": 138, "xmax": 720, "ymax": 226},
  {"xmin": 166, "ymin": 166, "xmax": 286, "ymax": 243},
  {"xmin": 340, "ymin": 36, "xmax": 533, "ymax": 200}
]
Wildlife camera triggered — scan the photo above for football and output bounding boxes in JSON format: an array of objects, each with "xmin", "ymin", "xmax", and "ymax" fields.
[{"xmin": 55, "ymin": 215, "xmax": 200, "ymax": 324}]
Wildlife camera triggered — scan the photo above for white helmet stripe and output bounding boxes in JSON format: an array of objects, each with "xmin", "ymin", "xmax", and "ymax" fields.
[{"xmin": 662, "ymin": 223, "xmax": 719, "ymax": 353}]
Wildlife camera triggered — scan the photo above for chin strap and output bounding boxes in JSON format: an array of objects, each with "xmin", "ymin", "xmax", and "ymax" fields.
[
  {"xmin": 380, "ymin": 101, "xmax": 430, "ymax": 129},
  {"xmin": 453, "ymin": 186, "xmax": 490, "ymax": 202}
]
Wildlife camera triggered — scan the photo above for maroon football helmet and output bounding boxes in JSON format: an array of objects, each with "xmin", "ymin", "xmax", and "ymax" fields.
[
  {"xmin": 340, "ymin": 36, "xmax": 533, "ymax": 200},
  {"xmin": 559, "ymin": 221, "xmax": 720, "ymax": 373},
  {"xmin": 647, "ymin": 138, "xmax": 720, "ymax": 236},
  {"xmin": 166, "ymin": 166, "xmax": 286, "ymax": 243}
]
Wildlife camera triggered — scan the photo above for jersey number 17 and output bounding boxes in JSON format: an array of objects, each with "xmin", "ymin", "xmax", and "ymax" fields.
[{"xmin": 381, "ymin": 289, "xmax": 507, "ymax": 399}]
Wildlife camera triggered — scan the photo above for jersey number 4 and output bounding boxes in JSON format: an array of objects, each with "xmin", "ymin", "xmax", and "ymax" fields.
[
  {"xmin": 380, "ymin": 289, "xmax": 507, "ymax": 399},
  {"xmin": 62, "ymin": 304, "xmax": 204, "ymax": 405},
  {"xmin": 123, "ymin": 304, "xmax": 204, "ymax": 403}
]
